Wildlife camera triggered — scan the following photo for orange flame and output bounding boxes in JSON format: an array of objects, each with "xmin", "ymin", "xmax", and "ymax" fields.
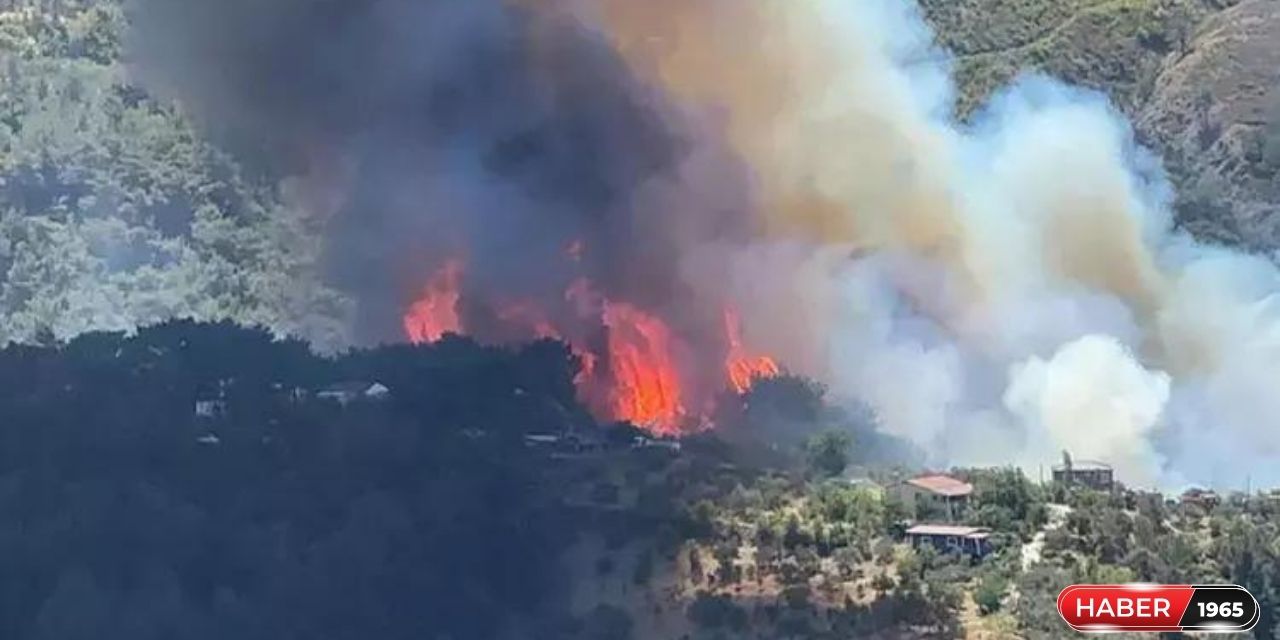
[
  {"xmin": 496, "ymin": 302, "xmax": 559, "ymax": 339},
  {"xmin": 497, "ymin": 300, "xmax": 596, "ymax": 383},
  {"xmin": 724, "ymin": 308, "xmax": 780, "ymax": 393},
  {"xmin": 603, "ymin": 301, "xmax": 685, "ymax": 432},
  {"xmin": 565, "ymin": 239, "xmax": 585, "ymax": 262},
  {"xmin": 403, "ymin": 260, "xmax": 463, "ymax": 343},
  {"xmin": 401, "ymin": 262, "xmax": 778, "ymax": 435}
]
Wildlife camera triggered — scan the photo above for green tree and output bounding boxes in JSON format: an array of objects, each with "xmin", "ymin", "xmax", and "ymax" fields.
[
  {"xmin": 632, "ymin": 549, "xmax": 654, "ymax": 587},
  {"xmin": 974, "ymin": 572, "xmax": 1008, "ymax": 615},
  {"xmin": 805, "ymin": 429, "xmax": 852, "ymax": 478},
  {"xmin": 713, "ymin": 542, "xmax": 740, "ymax": 585},
  {"xmin": 968, "ymin": 466, "xmax": 1046, "ymax": 537},
  {"xmin": 687, "ymin": 592, "xmax": 747, "ymax": 631},
  {"xmin": 578, "ymin": 605, "xmax": 634, "ymax": 640},
  {"xmin": 33, "ymin": 569, "xmax": 113, "ymax": 640},
  {"xmin": 1212, "ymin": 520, "xmax": 1280, "ymax": 640},
  {"xmin": 0, "ymin": 2, "xmax": 350, "ymax": 349}
]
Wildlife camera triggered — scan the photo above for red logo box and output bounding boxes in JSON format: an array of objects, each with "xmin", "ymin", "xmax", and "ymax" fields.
[{"xmin": 1058, "ymin": 584, "xmax": 1258, "ymax": 633}]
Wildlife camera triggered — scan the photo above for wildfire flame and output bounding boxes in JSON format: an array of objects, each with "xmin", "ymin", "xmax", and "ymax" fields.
[
  {"xmin": 565, "ymin": 239, "xmax": 585, "ymax": 262},
  {"xmin": 496, "ymin": 302, "xmax": 559, "ymax": 340},
  {"xmin": 724, "ymin": 308, "xmax": 780, "ymax": 393},
  {"xmin": 402, "ymin": 259, "xmax": 463, "ymax": 343},
  {"xmin": 402, "ymin": 259, "xmax": 777, "ymax": 435},
  {"xmin": 496, "ymin": 300, "xmax": 596, "ymax": 383},
  {"xmin": 603, "ymin": 301, "xmax": 685, "ymax": 433}
]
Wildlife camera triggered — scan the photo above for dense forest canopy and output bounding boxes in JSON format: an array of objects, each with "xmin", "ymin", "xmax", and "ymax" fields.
[
  {"xmin": 0, "ymin": 319, "xmax": 602, "ymax": 639},
  {"xmin": 0, "ymin": 0, "xmax": 351, "ymax": 350},
  {"xmin": 0, "ymin": 319, "xmax": 1277, "ymax": 639}
]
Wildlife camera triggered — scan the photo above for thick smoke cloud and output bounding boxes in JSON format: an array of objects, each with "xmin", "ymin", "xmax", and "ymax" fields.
[
  {"xmin": 123, "ymin": 0, "xmax": 1280, "ymax": 488},
  {"xmin": 1004, "ymin": 335, "xmax": 1171, "ymax": 488},
  {"xmin": 126, "ymin": 0, "xmax": 754, "ymax": 356},
  {"xmin": 594, "ymin": 0, "xmax": 1280, "ymax": 489}
]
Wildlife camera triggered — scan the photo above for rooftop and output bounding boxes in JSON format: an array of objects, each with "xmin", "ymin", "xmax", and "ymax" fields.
[
  {"xmin": 905, "ymin": 474, "xmax": 973, "ymax": 497},
  {"xmin": 906, "ymin": 524, "xmax": 990, "ymax": 538},
  {"xmin": 1052, "ymin": 460, "xmax": 1112, "ymax": 472},
  {"xmin": 1181, "ymin": 487, "xmax": 1220, "ymax": 498}
]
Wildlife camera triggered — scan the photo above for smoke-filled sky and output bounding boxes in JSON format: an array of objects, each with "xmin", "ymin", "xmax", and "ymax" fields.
[{"xmin": 121, "ymin": 0, "xmax": 1280, "ymax": 490}]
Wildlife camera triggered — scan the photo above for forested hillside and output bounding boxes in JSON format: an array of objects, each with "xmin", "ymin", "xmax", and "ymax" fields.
[
  {"xmin": 0, "ymin": 0, "xmax": 350, "ymax": 348},
  {"xmin": 3, "ymin": 321, "xmax": 1280, "ymax": 639},
  {"xmin": 918, "ymin": 0, "xmax": 1280, "ymax": 249},
  {"xmin": 2, "ymin": 0, "xmax": 1280, "ymax": 349},
  {"xmin": 0, "ymin": 320, "xmax": 605, "ymax": 639}
]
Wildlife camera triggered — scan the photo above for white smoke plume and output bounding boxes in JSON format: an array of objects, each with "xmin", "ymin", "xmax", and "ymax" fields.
[
  {"xmin": 1004, "ymin": 335, "xmax": 1171, "ymax": 488},
  {"xmin": 592, "ymin": 0, "xmax": 1280, "ymax": 489}
]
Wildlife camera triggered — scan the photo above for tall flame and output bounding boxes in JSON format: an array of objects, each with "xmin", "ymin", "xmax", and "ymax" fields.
[
  {"xmin": 724, "ymin": 308, "xmax": 780, "ymax": 393},
  {"xmin": 403, "ymin": 259, "xmax": 463, "ymax": 343},
  {"xmin": 497, "ymin": 300, "xmax": 596, "ymax": 384},
  {"xmin": 603, "ymin": 301, "xmax": 684, "ymax": 433},
  {"xmin": 496, "ymin": 302, "xmax": 559, "ymax": 340},
  {"xmin": 402, "ymin": 261, "xmax": 778, "ymax": 435}
]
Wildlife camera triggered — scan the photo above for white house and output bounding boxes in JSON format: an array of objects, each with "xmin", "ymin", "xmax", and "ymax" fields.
[
  {"xmin": 316, "ymin": 381, "xmax": 391, "ymax": 406},
  {"xmin": 631, "ymin": 436, "xmax": 682, "ymax": 453},
  {"xmin": 194, "ymin": 398, "xmax": 227, "ymax": 418}
]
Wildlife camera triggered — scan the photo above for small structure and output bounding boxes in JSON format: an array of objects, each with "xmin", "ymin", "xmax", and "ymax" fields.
[
  {"xmin": 889, "ymin": 474, "xmax": 973, "ymax": 521},
  {"xmin": 194, "ymin": 398, "xmax": 227, "ymax": 418},
  {"xmin": 273, "ymin": 383, "xmax": 309, "ymax": 404},
  {"xmin": 631, "ymin": 436, "xmax": 682, "ymax": 453},
  {"xmin": 523, "ymin": 433, "xmax": 561, "ymax": 449},
  {"xmin": 522, "ymin": 430, "xmax": 616, "ymax": 456},
  {"xmin": 1052, "ymin": 451, "xmax": 1114, "ymax": 491},
  {"xmin": 562, "ymin": 428, "xmax": 607, "ymax": 453},
  {"xmin": 905, "ymin": 524, "xmax": 992, "ymax": 559},
  {"xmin": 316, "ymin": 381, "xmax": 391, "ymax": 406},
  {"xmin": 1265, "ymin": 490, "xmax": 1280, "ymax": 508},
  {"xmin": 1180, "ymin": 487, "xmax": 1221, "ymax": 510},
  {"xmin": 194, "ymin": 379, "xmax": 231, "ymax": 418}
]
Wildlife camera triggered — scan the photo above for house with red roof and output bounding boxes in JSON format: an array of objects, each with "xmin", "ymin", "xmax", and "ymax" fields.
[{"xmin": 888, "ymin": 473, "xmax": 973, "ymax": 521}]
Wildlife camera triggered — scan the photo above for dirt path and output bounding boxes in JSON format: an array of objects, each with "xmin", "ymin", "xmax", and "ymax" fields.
[{"xmin": 1021, "ymin": 503, "xmax": 1072, "ymax": 571}]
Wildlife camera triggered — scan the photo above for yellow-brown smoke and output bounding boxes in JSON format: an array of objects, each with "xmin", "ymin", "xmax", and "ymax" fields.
[
  {"xmin": 588, "ymin": 0, "xmax": 1166, "ymax": 318},
  {"xmin": 553, "ymin": 0, "xmax": 1280, "ymax": 488}
]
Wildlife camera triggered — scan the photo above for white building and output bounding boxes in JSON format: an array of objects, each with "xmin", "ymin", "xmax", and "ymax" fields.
[{"xmin": 316, "ymin": 381, "xmax": 391, "ymax": 406}]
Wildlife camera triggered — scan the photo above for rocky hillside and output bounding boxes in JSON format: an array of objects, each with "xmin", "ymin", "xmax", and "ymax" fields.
[
  {"xmin": 921, "ymin": 0, "xmax": 1280, "ymax": 251},
  {"xmin": 1138, "ymin": 0, "xmax": 1280, "ymax": 249}
]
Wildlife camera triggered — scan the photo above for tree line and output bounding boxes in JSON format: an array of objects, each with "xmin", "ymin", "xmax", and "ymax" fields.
[{"xmin": 0, "ymin": 320, "xmax": 608, "ymax": 640}]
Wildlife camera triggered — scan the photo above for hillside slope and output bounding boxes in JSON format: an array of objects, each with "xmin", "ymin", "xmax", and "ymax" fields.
[
  {"xmin": 0, "ymin": 0, "xmax": 1276, "ymax": 352},
  {"xmin": 1137, "ymin": 0, "xmax": 1280, "ymax": 249},
  {"xmin": 921, "ymin": 0, "xmax": 1280, "ymax": 250}
]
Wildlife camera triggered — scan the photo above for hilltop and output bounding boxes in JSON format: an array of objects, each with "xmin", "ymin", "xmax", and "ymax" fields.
[{"xmin": 921, "ymin": 0, "xmax": 1280, "ymax": 249}]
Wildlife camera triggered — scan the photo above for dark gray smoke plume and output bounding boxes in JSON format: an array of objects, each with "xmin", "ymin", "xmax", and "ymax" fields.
[{"xmin": 125, "ymin": 0, "xmax": 754, "ymax": 360}]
